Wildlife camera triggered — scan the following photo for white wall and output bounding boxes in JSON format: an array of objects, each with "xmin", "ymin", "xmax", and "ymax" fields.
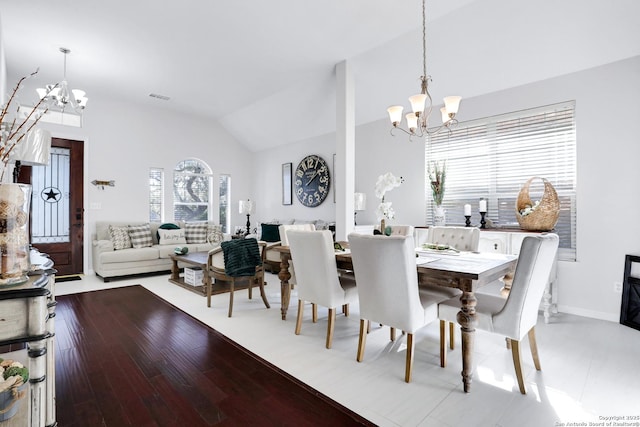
[
  {"xmin": 254, "ymin": 56, "xmax": 640, "ymax": 322},
  {"xmin": 252, "ymin": 132, "xmax": 338, "ymax": 225}
]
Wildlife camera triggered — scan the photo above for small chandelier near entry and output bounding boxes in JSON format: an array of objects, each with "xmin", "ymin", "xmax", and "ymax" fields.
[
  {"xmin": 387, "ymin": 0, "xmax": 461, "ymax": 139},
  {"xmin": 37, "ymin": 47, "xmax": 88, "ymax": 114}
]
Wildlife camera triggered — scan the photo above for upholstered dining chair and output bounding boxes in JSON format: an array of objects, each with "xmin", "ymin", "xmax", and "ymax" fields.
[
  {"xmin": 287, "ymin": 229, "xmax": 358, "ymax": 349},
  {"xmin": 374, "ymin": 224, "xmax": 414, "ymax": 237},
  {"xmin": 437, "ymin": 233, "xmax": 559, "ymax": 394},
  {"xmin": 423, "ymin": 226, "xmax": 481, "ymax": 362},
  {"xmin": 207, "ymin": 238, "xmax": 271, "ymax": 317},
  {"xmin": 348, "ymin": 233, "xmax": 451, "ymax": 383}
]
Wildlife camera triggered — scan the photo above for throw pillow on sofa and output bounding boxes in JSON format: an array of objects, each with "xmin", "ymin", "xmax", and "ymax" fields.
[
  {"xmin": 158, "ymin": 229, "xmax": 187, "ymax": 245},
  {"xmin": 109, "ymin": 225, "xmax": 132, "ymax": 250},
  {"xmin": 156, "ymin": 222, "xmax": 180, "ymax": 242},
  {"xmin": 260, "ymin": 223, "xmax": 281, "ymax": 242},
  {"xmin": 207, "ymin": 224, "xmax": 224, "ymax": 244},
  {"xmin": 185, "ymin": 222, "xmax": 208, "ymax": 244},
  {"xmin": 128, "ymin": 223, "xmax": 154, "ymax": 248}
]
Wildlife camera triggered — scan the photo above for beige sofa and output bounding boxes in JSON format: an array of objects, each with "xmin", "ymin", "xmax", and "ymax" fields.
[{"xmin": 92, "ymin": 221, "xmax": 229, "ymax": 281}]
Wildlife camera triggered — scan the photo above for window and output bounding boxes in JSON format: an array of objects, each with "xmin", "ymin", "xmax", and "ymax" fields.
[
  {"xmin": 173, "ymin": 159, "xmax": 212, "ymax": 221},
  {"xmin": 219, "ymin": 174, "xmax": 231, "ymax": 233},
  {"xmin": 149, "ymin": 168, "xmax": 164, "ymax": 222},
  {"xmin": 426, "ymin": 101, "xmax": 576, "ymax": 260}
]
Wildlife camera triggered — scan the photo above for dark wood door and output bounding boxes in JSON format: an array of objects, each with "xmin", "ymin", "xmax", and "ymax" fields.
[{"xmin": 20, "ymin": 138, "xmax": 84, "ymax": 275}]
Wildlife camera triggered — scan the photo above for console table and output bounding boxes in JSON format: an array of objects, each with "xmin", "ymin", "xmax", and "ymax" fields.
[{"xmin": 0, "ymin": 253, "xmax": 56, "ymax": 427}]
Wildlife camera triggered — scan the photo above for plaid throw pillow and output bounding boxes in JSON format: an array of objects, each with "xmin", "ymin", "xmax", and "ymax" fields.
[
  {"xmin": 185, "ymin": 222, "xmax": 208, "ymax": 244},
  {"xmin": 128, "ymin": 224, "xmax": 153, "ymax": 249},
  {"xmin": 109, "ymin": 225, "xmax": 132, "ymax": 250}
]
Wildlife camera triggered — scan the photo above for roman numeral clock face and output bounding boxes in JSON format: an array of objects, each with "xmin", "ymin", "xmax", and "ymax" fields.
[{"xmin": 294, "ymin": 155, "xmax": 331, "ymax": 207}]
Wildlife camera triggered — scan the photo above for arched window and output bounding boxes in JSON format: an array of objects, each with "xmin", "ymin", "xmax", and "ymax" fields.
[{"xmin": 173, "ymin": 159, "xmax": 212, "ymax": 221}]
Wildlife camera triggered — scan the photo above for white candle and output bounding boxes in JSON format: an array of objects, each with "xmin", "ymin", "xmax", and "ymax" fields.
[
  {"xmin": 464, "ymin": 204, "xmax": 471, "ymax": 216},
  {"xmin": 479, "ymin": 199, "xmax": 487, "ymax": 212}
]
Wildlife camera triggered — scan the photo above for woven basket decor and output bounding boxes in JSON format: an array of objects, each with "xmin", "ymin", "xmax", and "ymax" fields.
[{"xmin": 515, "ymin": 177, "xmax": 560, "ymax": 231}]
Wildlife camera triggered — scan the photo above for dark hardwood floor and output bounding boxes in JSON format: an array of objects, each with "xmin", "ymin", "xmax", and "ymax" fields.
[{"xmin": 55, "ymin": 285, "xmax": 375, "ymax": 426}]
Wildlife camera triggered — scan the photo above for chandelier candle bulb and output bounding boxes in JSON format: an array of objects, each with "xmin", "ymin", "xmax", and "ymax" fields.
[
  {"xmin": 479, "ymin": 199, "xmax": 487, "ymax": 213},
  {"xmin": 464, "ymin": 204, "xmax": 471, "ymax": 216}
]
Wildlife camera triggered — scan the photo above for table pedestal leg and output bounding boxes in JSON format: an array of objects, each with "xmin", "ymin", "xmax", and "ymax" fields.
[
  {"xmin": 278, "ymin": 254, "xmax": 292, "ymax": 320},
  {"xmin": 457, "ymin": 290, "xmax": 477, "ymax": 393}
]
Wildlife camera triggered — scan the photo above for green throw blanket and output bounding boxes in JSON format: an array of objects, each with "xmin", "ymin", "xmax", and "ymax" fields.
[{"xmin": 221, "ymin": 238, "xmax": 262, "ymax": 277}]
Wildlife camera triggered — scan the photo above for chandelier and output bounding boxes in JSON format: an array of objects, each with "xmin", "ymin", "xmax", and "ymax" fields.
[
  {"xmin": 387, "ymin": 0, "xmax": 461, "ymax": 139},
  {"xmin": 36, "ymin": 47, "xmax": 88, "ymax": 113}
]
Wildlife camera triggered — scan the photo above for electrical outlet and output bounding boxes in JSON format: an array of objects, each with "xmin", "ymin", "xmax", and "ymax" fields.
[{"xmin": 614, "ymin": 282, "xmax": 623, "ymax": 293}]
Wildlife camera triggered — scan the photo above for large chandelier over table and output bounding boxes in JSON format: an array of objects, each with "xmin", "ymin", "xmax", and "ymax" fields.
[
  {"xmin": 387, "ymin": 0, "xmax": 461, "ymax": 139},
  {"xmin": 36, "ymin": 47, "xmax": 88, "ymax": 114}
]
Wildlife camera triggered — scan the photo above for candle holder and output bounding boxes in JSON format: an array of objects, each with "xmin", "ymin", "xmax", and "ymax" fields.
[
  {"xmin": 479, "ymin": 212, "xmax": 486, "ymax": 229},
  {"xmin": 465, "ymin": 215, "xmax": 471, "ymax": 227}
]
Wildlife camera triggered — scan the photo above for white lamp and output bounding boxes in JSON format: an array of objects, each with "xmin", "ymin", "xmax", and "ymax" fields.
[
  {"xmin": 239, "ymin": 199, "xmax": 254, "ymax": 235},
  {"xmin": 10, "ymin": 128, "xmax": 52, "ymax": 182},
  {"xmin": 354, "ymin": 193, "xmax": 367, "ymax": 225}
]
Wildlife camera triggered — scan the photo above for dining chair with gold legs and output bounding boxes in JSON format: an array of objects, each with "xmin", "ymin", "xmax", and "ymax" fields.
[
  {"xmin": 438, "ymin": 233, "xmax": 559, "ymax": 393},
  {"xmin": 287, "ymin": 229, "xmax": 358, "ymax": 349},
  {"xmin": 349, "ymin": 233, "xmax": 451, "ymax": 383}
]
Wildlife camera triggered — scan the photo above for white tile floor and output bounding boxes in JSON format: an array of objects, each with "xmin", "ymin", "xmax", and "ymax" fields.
[{"xmin": 56, "ymin": 272, "xmax": 640, "ymax": 427}]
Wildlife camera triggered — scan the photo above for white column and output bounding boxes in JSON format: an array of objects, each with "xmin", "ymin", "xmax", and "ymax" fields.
[{"xmin": 335, "ymin": 60, "xmax": 355, "ymax": 242}]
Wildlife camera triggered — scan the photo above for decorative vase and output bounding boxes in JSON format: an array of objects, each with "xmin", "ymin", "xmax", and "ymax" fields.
[
  {"xmin": 380, "ymin": 218, "xmax": 386, "ymax": 235},
  {"xmin": 0, "ymin": 183, "xmax": 32, "ymax": 286},
  {"xmin": 434, "ymin": 205, "xmax": 446, "ymax": 226}
]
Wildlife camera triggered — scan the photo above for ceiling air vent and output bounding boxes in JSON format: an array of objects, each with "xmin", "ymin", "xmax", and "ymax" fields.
[{"xmin": 149, "ymin": 93, "xmax": 170, "ymax": 101}]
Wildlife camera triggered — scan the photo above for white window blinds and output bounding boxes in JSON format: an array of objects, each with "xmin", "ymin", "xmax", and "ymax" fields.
[{"xmin": 426, "ymin": 101, "xmax": 576, "ymax": 260}]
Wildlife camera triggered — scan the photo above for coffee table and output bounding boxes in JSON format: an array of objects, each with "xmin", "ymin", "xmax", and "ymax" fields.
[{"xmin": 169, "ymin": 251, "xmax": 213, "ymax": 307}]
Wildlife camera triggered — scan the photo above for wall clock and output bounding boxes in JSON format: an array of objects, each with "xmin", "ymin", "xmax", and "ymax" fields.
[{"xmin": 294, "ymin": 154, "xmax": 331, "ymax": 207}]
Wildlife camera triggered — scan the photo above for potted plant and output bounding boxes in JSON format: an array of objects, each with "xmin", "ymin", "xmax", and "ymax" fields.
[
  {"xmin": 428, "ymin": 160, "xmax": 446, "ymax": 226},
  {"xmin": 0, "ymin": 358, "xmax": 29, "ymax": 421}
]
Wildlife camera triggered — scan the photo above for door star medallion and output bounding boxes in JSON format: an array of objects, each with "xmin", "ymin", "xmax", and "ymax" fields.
[{"xmin": 41, "ymin": 187, "xmax": 62, "ymax": 203}]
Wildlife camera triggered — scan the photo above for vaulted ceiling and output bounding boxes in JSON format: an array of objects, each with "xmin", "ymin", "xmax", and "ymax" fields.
[{"xmin": 1, "ymin": 0, "xmax": 638, "ymax": 152}]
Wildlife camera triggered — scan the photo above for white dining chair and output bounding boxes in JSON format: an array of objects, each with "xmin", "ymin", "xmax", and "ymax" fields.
[
  {"xmin": 437, "ymin": 233, "xmax": 559, "ymax": 394},
  {"xmin": 287, "ymin": 229, "xmax": 358, "ymax": 349},
  {"xmin": 348, "ymin": 233, "xmax": 451, "ymax": 383},
  {"xmin": 423, "ymin": 226, "xmax": 481, "ymax": 361}
]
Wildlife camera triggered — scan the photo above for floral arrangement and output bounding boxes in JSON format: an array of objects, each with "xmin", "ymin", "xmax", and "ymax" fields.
[
  {"xmin": 374, "ymin": 172, "xmax": 403, "ymax": 220},
  {"xmin": 0, "ymin": 358, "xmax": 28, "ymax": 393},
  {"xmin": 0, "ymin": 69, "xmax": 53, "ymax": 181},
  {"xmin": 428, "ymin": 160, "xmax": 446, "ymax": 206},
  {"xmin": 519, "ymin": 200, "xmax": 540, "ymax": 217}
]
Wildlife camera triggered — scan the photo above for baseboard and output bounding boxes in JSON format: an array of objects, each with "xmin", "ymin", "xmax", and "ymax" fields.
[{"xmin": 557, "ymin": 304, "xmax": 619, "ymax": 323}]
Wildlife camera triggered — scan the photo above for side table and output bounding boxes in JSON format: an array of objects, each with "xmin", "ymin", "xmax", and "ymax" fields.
[{"xmin": 168, "ymin": 252, "xmax": 212, "ymax": 307}]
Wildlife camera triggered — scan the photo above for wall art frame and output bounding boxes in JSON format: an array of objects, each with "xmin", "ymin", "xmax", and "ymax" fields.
[{"xmin": 282, "ymin": 162, "xmax": 292, "ymax": 205}]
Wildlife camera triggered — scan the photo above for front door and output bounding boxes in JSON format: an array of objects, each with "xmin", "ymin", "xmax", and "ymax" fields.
[{"xmin": 20, "ymin": 138, "xmax": 84, "ymax": 275}]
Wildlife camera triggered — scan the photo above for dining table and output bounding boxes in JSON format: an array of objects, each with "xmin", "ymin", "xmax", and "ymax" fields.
[{"xmin": 273, "ymin": 244, "xmax": 517, "ymax": 393}]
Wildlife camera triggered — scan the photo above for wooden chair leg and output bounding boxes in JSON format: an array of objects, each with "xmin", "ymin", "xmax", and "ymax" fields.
[
  {"xmin": 390, "ymin": 327, "xmax": 396, "ymax": 341},
  {"xmin": 439, "ymin": 320, "xmax": 446, "ymax": 368},
  {"xmin": 248, "ymin": 277, "xmax": 253, "ymax": 299},
  {"xmin": 228, "ymin": 278, "xmax": 235, "ymax": 317},
  {"xmin": 312, "ymin": 303, "xmax": 318, "ymax": 323},
  {"xmin": 510, "ymin": 339, "xmax": 527, "ymax": 394},
  {"xmin": 367, "ymin": 321, "xmax": 371, "ymax": 334},
  {"xmin": 357, "ymin": 319, "xmax": 367, "ymax": 362},
  {"xmin": 405, "ymin": 333, "xmax": 414, "ymax": 383},
  {"xmin": 326, "ymin": 308, "xmax": 336, "ymax": 349},
  {"xmin": 449, "ymin": 321, "xmax": 455, "ymax": 350},
  {"xmin": 258, "ymin": 278, "xmax": 270, "ymax": 309},
  {"xmin": 295, "ymin": 299, "xmax": 304, "ymax": 335},
  {"xmin": 343, "ymin": 303, "xmax": 349, "ymax": 317},
  {"xmin": 528, "ymin": 327, "xmax": 541, "ymax": 370}
]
